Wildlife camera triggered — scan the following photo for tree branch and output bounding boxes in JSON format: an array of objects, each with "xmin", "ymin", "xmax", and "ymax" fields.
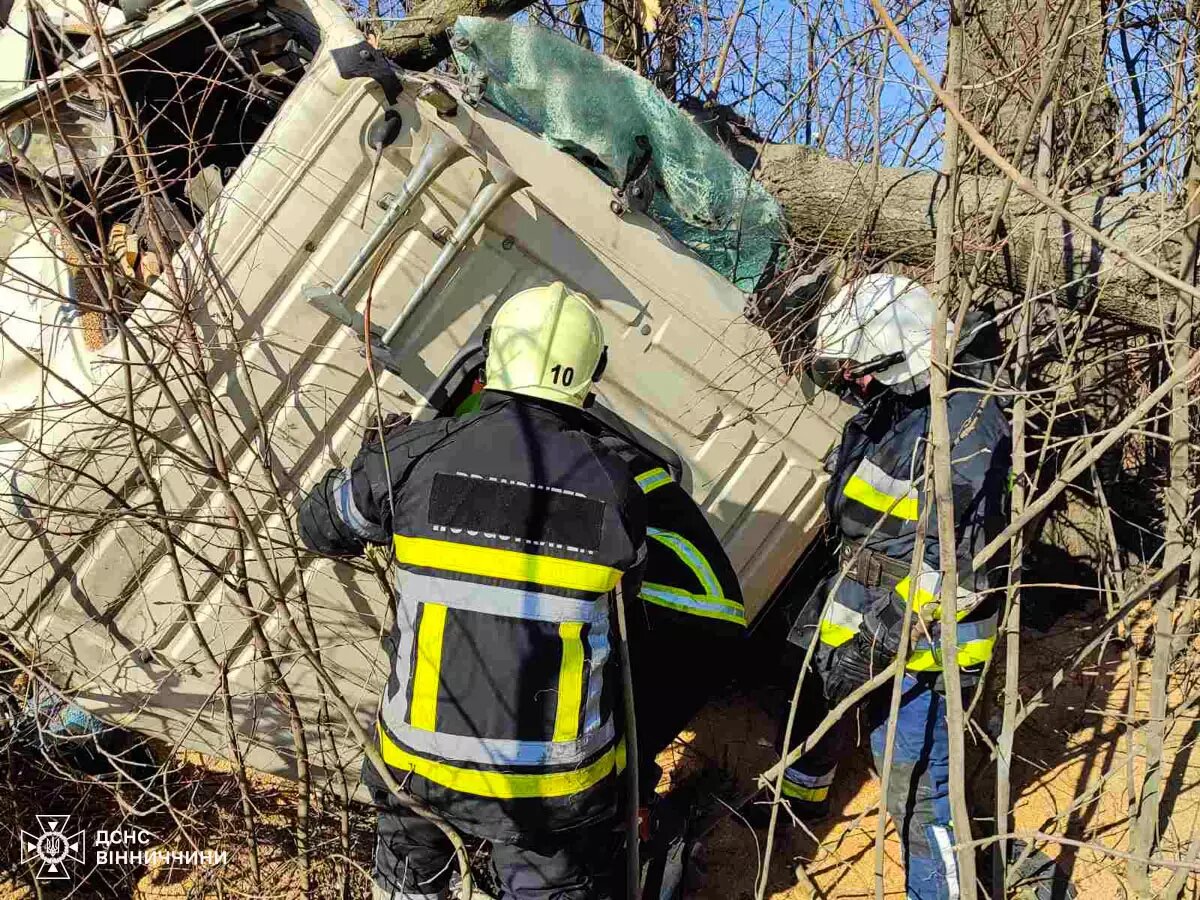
[
  {"xmin": 377, "ymin": 0, "xmax": 536, "ymax": 69},
  {"xmin": 925, "ymin": 3, "xmax": 976, "ymax": 891}
]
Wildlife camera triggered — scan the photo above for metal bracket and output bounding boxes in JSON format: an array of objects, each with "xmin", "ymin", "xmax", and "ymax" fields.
[
  {"xmin": 305, "ymin": 132, "xmax": 526, "ymax": 382},
  {"xmin": 610, "ymin": 135, "xmax": 655, "ymax": 216},
  {"xmin": 303, "ymin": 285, "xmax": 383, "ymax": 338},
  {"xmin": 304, "ymin": 285, "xmax": 408, "ymax": 373},
  {"xmin": 330, "ymin": 40, "xmax": 403, "ymax": 105},
  {"xmin": 379, "ymin": 160, "xmax": 527, "ymax": 346}
]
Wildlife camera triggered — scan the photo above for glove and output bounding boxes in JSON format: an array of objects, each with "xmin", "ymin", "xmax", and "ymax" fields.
[
  {"xmin": 861, "ymin": 594, "xmax": 906, "ymax": 656},
  {"xmin": 362, "ymin": 411, "xmax": 411, "ymax": 449},
  {"xmin": 824, "ymin": 631, "xmax": 895, "ymax": 706}
]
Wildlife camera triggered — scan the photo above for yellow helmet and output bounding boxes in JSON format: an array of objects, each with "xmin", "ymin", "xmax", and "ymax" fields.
[{"xmin": 484, "ymin": 283, "xmax": 608, "ymax": 408}]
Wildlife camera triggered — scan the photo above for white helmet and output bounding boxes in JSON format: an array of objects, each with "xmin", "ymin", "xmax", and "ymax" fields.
[{"xmin": 813, "ymin": 274, "xmax": 949, "ymax": 394}]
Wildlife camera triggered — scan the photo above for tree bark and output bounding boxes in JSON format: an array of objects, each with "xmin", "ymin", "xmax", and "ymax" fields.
[
  {"xmin": 961, "ymin": 0, "xmax": 1118, "ymax": 185},
  {"xmin": 924, "ymin": 2, "xmax": 977, "ymax": 892},
  {"xmin": 653, "ymin": 0, "xmax": 680, "ymax": 97},
  {"xmin": 568, "ymin": 0, "xmax": 592, "ymax": 50},
  {"xmin": 1128, "ymin": 47, "xmax": 1200, "ymax": 891},
  {"xmin": 754, "ymin": 143, "xmax": 1191, "ymax": 330},
  {"xmin": 376, "ymin": 0, "xmax": 536, "ymax": 70},
  {"xmin": 603, "ymin": 0, "xmax": 638, "ymax": 67}
]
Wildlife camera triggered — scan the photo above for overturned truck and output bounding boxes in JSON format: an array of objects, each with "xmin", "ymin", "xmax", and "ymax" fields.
[{"xmin": 0, "ymin": 0, "xmax": 850, "ymax": 784}]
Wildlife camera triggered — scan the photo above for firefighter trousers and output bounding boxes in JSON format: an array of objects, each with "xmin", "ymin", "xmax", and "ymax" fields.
[
  {"xmin": 368, "ymin": 785, "xmax": 623, "ymax": 900},
  {"xmin": 781, "ymin": 673, "xmax": 961, "ymax": 900}
]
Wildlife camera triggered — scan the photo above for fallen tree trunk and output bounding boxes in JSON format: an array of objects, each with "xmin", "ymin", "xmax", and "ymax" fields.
[
  {"xmin": 375, "ymin": 0, "xmax": 534, "ymax": 70},
  {"xmin": 755, "ymin": 143, "xmax": 1190, "ymax": 332}
]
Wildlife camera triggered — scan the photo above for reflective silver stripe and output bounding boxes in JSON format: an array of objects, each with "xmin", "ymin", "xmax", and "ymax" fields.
[
  {"xmin": 379, "ymin": 713, "xmax": 618, "ymax": 767},
  {"xmin": 818, "ymin": 597, "xmax": 863, "ymax": 645},
  {"xmin": 648, "ymin": 528, "xmax": 723, "ymax": 597},
  {"xmin": 828, "ymin": 587, "xmax": 870, "ymax": 612},
  {"xmin": 822, "ymin": 600, "xmax": 864, "ymax": 631},
  {"xmin": 384, "ymin": 575, "xmax": 615, "ymax": 767},
  {"xmin": 395, "ymin": 570, "xmax": 608, "ymax": 623},
  {"xmin": 912, "ymin": 614, "xmax": 998, "ymax": 651},
  {"xmin": 930, "ymin": 825, "xmax": 960, "ymax": 900},
  {"xmin": 962, "ymin": 614, "xmax": 999, "ymax": 641},
  {"xmin": 953, "ymin": 585, "xmax": 984, "ymax": 616},
  {"xmin": 784, "ymin": 765, "xmax": 836, "ymax": 788},
  {"xmin": 640, "ymin": 585, "xmax": 746, "ymax": 624},
  {"xmin": 854, "ymin": 457, "xmax": 917, "ymax": 500},
  {"xmin": 388, "ymin": 581, "xmax": 421, "ymax": 727},
  {"xmin": 584, "ymin": 614, "xmax": 610, "ymax": 733},
  {"xmin": 333, "ymin": 469, "xmax": 389, "ymax": 542},
  {"xmin": 897, "ymin": 566, "xmax": 983, "ymax": 613}
]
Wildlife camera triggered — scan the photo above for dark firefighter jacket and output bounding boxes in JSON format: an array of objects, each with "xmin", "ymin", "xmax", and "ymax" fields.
[
  {"xmin": 790, "ymin": 379, "xmax": 1011, "ymax": 679},
  {"xmin": 297, "ymin": 391, "xmax": 647, "ymax": 842},
  {"xmin": 600, "ymin": 441, "xmax": 746, "ymax": 792}
]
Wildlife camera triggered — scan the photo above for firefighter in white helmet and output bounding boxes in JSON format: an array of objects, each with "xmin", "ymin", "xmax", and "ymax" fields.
[
  {"xmin": 775, "ymin": 274, "xmax": 1011, "ymax": 900},
  {"xmin": 299, "ymin": 283, "xmax": 647, "ymax": 899}
]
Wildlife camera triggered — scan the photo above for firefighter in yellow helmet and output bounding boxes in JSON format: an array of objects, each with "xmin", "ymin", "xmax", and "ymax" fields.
[{"xmin": 298, "ymin": 283, "xmax": 647, "ymax": 900}]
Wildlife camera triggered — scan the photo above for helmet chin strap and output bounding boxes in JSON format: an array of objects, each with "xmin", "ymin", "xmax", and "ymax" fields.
[{"xmin": 592, "ymin": 345, "xmax": 609, "ymax": 382}]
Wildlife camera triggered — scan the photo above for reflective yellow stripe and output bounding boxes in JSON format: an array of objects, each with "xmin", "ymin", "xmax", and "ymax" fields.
[
  {"xmin": 896, "ymin": 575, "xmax": 973, "ymax": 618},
  {"xmin": 635, "ymin": 467, "xmax": 671, "ymax": 493},
  {"xmin": 394, "ymin": 536, "xmax": 622, "ymax": 593},
  {"xmin": 640, "ymin": 584, "xmax": 746, "ymax": 625},
  {"xmin": 906, "ymin": 637, "xmax": 996, "ymax": 672},
  {"xmin": 818, "ymin": 599, "xmax": 863, "ymax": 646},
  {"xmin": 410, "ymin": 603, "xmax": 447, "ymax": 731},
  {"xmin": 377, "ymin": 724, "xmax": 625, "ymax": 799},
  {"xmin": 843, "ymin": 475, "xmax": 919, "ymax": 521},
  {"xmin": 648, "ymin": 529, "xmax": 722, "ymax": 598},
  {"xmin": 959, "ymin": 637, "xmax": 996, "ymax": 667},
  {"xmin": 781, "ymin": 780, "xmax": 830, "ymax": 802},
  {"xmin": 895, "ymin": 574, "xmax": 939, "ymax": 612},
  {"xmin": 818, "ymin": 619, "xmax": 857, "ymax": 647},
  {"xmin": 553, "ymin": 622, "xmax": 585, "ymax": 741},
  {"xmin": 643, "ymin": 526, "xmax": 745, "ymax": 625}
]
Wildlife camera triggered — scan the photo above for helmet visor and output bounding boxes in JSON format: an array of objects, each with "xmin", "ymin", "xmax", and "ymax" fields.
[
  {"xmin": 809, "ymin": 355, "xmax": 846, "ymax": 391},
  {"xmin": 810, "ymin": 350, "xmax": 906, "ymax": 393},
  {"xmin": 846, "ymin": 350, "xmax": 905, "ymax": 380}
]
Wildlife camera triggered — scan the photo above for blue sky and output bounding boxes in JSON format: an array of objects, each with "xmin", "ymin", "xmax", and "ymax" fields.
[{"xmin": 368, "ymin": 0, "xmax": 1192, "ymax": 193}]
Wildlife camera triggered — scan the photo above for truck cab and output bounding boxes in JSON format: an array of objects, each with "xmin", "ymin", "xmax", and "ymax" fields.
[{"xmin": 0, "ymin": 0, "xmax": 849, "ymax": 781}]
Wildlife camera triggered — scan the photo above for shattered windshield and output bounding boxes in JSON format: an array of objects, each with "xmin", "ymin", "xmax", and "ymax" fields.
[
  {"xmin": 0, "ymin": 0, "xmax": 318, "ymax": 400},
  {"xmin": 4, "ymin": 91, "xmax": 116, "ymax": 181},
  {"xmin": 0, "ymin": 0, "xmax": 127, "ymax": 178},
  {"xmin": 451, "ymin": 17, "xmax": 786, "ymax": 292},
  {"xmin": 0, "ymin": 0, "xmax": 128, "ymax": 101}
]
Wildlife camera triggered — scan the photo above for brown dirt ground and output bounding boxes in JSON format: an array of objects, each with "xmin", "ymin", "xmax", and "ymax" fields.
[
  {"xmin": 671, "ymin": 603, "xmax": 1200, "ymax": 899},
  {"xmin": 1, "ymin": 603, "xmax": 1197, "ymax": 898}
]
